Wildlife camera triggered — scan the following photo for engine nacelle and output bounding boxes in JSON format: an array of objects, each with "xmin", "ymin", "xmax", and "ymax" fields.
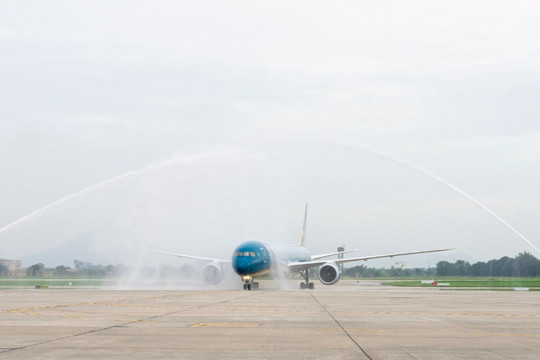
[
  {"xmin": 317, "ymin": 261, "xmax": 341, "ymax": 285},
  {"xmin": 202, "ymin": 262, "xmax": 224, "ymax": 285}
]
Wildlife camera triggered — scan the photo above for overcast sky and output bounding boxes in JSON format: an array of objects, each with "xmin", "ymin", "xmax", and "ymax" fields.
[{"xmin": 1, "ymin": 1, "xmax": 540, "ymax": 267}]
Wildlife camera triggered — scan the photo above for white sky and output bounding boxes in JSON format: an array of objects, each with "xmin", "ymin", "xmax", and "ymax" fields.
[{"xmin": 1, "ymin": 1, "xmax": 540, "ymax": 267}]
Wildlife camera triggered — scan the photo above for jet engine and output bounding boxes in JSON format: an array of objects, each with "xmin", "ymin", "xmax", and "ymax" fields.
[
  {"xmin": 317, "ymin": 261, "xmax": 341, "ymax": 285},
  {"xmin": 202, "ymin": 262, "xmax": 224, "ymax": 285}
]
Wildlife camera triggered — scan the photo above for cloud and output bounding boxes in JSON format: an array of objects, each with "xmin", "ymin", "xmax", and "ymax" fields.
[
  {"xmin": 1, "ymin": 1, "xmax": 540, "ymax": 266},
  {"xmin": 452, "ymin": 133, "xmax": 540, "ymax": 163}
]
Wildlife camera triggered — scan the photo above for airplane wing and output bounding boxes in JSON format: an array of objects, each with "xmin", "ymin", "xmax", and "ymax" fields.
[
  {"xmin": 146, "ymin": 250, "xmax": 231, "ymax": 263},
  {"xmin": 288, "ymin": 248, "xmax": 453, "ymax": 273}
]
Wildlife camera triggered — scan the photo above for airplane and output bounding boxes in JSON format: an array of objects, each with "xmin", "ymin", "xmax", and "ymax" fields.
[{"xmin": 150, "ymin": 204, "xmax": 452, "ymax": 290}]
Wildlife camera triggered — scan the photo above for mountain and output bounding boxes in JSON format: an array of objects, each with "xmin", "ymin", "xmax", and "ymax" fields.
[{"xmin": 20, "ymin": 234, "xmax": 115, "ymax": 268}]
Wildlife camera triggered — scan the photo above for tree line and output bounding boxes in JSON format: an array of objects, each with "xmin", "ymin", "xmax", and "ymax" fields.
[
  {"xmin": 21, "ymin": 252, "xmax": 540, "ymax": 278},
  {"xmin": 25, "ymin": 260, "xmax": 194, "ymax": 278},
  {"xmin": 344, "ymin": 252, "xmax": 540, "ymax": 278},
  {"xmin": 435, "ymin": 252, "xmax": 540, "ymax": 277},
  {"xmin": 343, "ymin": 264, "xmax": 435, "ymax": 278},
  {"xmin": 26, "ymin": 260, "xmax": 119, "ymax": 277}
]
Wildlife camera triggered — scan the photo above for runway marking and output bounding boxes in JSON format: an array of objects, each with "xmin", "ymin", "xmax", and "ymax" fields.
[
  {"xmin": 8, "ymin": 308, "xmax": 44, "ymax": 316},
  {"xmin": 9, "ymin": 308, "xmax": 32, "ymax": 313},
  {"xmin": 189, "ymin": 323, "xmax": 260, "ymax": 328},
  {"xmin": 474, "ymin": 332, "xmax": 540, "ymax": 338}
]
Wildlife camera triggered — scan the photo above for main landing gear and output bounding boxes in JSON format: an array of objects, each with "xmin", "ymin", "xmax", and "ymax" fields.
[
  {"xmin": 300, "ymin": 282, "xmax": 314, "ymax": 289},
  {"xmin": 299, "ymin": 269, "xmax": 315, "ymax": 290}
]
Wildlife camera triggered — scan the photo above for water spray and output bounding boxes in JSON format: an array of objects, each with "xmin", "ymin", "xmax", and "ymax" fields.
[
  {"xmin": 0, "ymin": 151, "xmax": 239, "ymax": 236},
  {"xmin": 327, "ymin": 139, "xmax": 540, "ymax": 256}
]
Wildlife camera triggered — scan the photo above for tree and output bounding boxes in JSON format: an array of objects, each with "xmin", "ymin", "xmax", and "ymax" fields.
[
  {"xmin": 455, "ymin": 260, "xmax": 472, "ymax": 276},
  {"xmin": 436, "ymin": 261, "xmax": 455, "ymax": 276},
  {"xmin": 344, "ymin": 265, "xmax": 367, "ymax": 277},
  {"xmin": 0, "ymin": 264, "xmax": 8, "ymax": 276},
  {"xmin": 74, "ymin": 260, "xmax": 91, "ymax": 270},
  {"xmin": 105, "ymin": 265, "xmax": 115, "ymax": 275},
  {"xmin": 471, "ymin": 262, "xmax": 488, "ymax": 277},
  {"xmin": 53, "ymin": 265, "xmax": 70, "ymax": 277},
  {"xmin": 499, "ymin": 257, "xmax": 515, "ymax": 277},
  {"xmin": 513, "ymin": 252, "xmax": 540, "ymax": 277},
  {"xmin": 27, "ymin": 263, "xmax": 45, "ymax": 276}
]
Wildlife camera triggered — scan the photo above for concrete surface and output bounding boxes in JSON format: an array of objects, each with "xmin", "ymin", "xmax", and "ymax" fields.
[{"xmin": 1, "ymin": 281, "xmax": 539, "ymax": 359}]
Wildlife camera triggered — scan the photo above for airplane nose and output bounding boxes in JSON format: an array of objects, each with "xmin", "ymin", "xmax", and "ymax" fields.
[{"xmin": 233, "ymin": 257, "xmax": 250, "ymax": 275}]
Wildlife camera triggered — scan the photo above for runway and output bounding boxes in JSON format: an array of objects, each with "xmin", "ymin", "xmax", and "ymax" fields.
[{"xmin": 1, "ymin": 281, "xmax": 539, "ymax": 359}]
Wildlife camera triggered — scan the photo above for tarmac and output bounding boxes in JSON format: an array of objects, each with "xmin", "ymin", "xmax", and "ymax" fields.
[{"xmin": 1, "ymin": 280, "xmax": 539, "ymax": 359}]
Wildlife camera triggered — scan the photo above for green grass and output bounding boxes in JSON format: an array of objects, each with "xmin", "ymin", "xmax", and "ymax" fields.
[
  {"xmin": 0, "ymin": 278, "xmax": 117, "ymax": 287},
  {"xmin": 385, "ymin": 277, "xmax": 540, "ymax": 288},
  {"xmin": 3, "ymin": 276, "xmax": 540, "ymax": 289}
]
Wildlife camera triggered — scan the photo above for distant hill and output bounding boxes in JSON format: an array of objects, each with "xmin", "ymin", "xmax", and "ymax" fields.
[{"xmin": 21, "ymin": 234, "xmax": 115, "ymax": 268}]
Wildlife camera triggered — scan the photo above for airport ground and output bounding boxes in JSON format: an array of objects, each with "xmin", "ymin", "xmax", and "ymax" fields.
[{"xmin": 1, "ymin": 280, "xmax": 539, "ymax": 359}]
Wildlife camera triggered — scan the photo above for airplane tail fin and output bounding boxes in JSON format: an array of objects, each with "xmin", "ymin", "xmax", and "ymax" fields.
[{"xmin": 299, "ymin": 203, "xmax": 308, "ymax": 247}]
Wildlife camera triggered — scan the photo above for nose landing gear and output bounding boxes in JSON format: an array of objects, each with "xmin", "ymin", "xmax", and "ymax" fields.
[
  {"xmin": 241, "ymin": 275, "xmax": 259, "ymax": 290},
  {"xmin": 242, "ymin": 282, "xmax": 259, "ymax": 290}
]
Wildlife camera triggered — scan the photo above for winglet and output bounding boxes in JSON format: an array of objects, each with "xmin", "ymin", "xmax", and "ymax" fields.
[{"xmin": 299, "ymin": 203, "xmax": 308, "ymax": 247}]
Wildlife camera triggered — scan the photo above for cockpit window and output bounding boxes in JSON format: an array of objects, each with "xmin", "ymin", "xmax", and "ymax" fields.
[{"xmin": 235, "ymin": 250, "xmax": 257, "ymax": 257}]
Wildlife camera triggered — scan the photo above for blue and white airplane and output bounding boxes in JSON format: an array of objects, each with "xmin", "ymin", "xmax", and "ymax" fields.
[{"xmin": 151, "ymin": 205, "xmax": 452, "ymax": 290}]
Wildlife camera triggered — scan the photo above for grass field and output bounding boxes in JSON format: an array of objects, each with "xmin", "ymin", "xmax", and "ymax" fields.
[
  {"xmin": 0, "ymin": 278, "xmax": 116, "ymax": 287},
  {"xmin": 2, "ymin": 277, "xmax": 540, "ymax": 289},
  {"xmin": 384, "ymin": 277, "xmax": 540, "ymax": 289}
]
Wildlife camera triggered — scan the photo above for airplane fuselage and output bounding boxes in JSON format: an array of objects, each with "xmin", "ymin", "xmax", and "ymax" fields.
[{"xmin": 232, "ymin": 240, "xmax": 311, "ymax": 281}]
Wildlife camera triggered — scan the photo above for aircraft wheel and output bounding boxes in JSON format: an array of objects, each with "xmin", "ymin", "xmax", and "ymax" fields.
[
  {"xmin": 252, "ymin": 282, "xmax": 259, "ymax": 290},
  {"xmin": 243, "ymin": 284, "xmax": 248, "ymax": 290},
  {"xmin": 300, "ymin": 283, "xmax": 306, "ymax": 289},
  {"xmin": 309, "ymin": 282, "xmax": 315, "ymax": 290}
]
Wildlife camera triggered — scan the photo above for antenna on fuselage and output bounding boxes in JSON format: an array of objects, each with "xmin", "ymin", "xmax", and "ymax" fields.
[{"xmin": 299, "ymin": 203, "xmax": 308, "ymax": 247}]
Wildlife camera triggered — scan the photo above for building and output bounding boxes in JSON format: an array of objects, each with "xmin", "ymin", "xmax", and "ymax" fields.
[{"xmin": 0, "ymin": 259, "xmax": 23, "ymax": 275}]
